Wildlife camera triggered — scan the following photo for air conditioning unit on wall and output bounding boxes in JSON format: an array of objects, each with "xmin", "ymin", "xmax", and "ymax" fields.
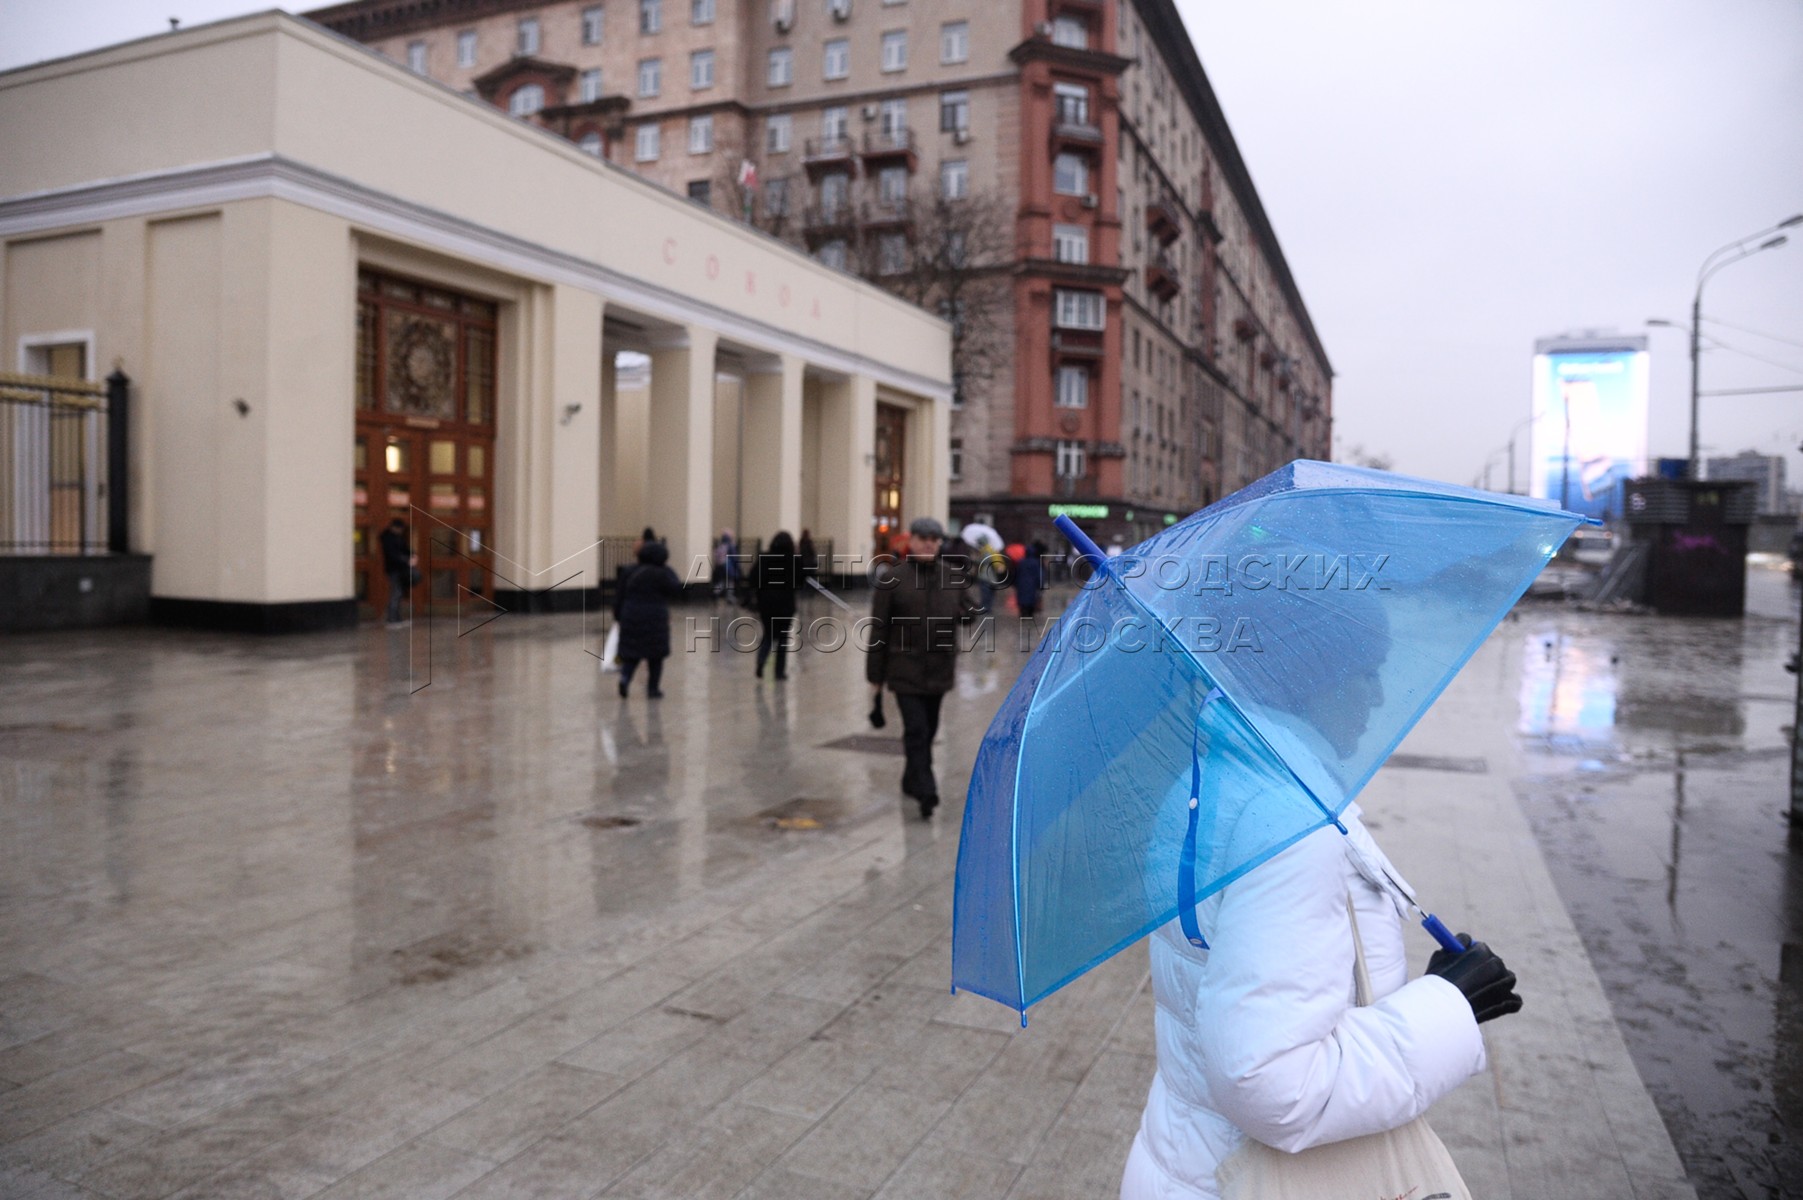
[
  {"xmin": 953, "ymin": 128, "xmax": 971, "ymax": 144},
  {"xmin": 1082, "ymin": 193, "xmax": 1099, "ymax": 209},
  {"xmin": 861, "ymin": 104, "xmax": 878, "ymax": 120}
]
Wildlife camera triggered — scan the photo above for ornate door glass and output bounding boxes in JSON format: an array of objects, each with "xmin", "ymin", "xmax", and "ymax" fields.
[{"xmin": 873, "ymin": 402, "xmax": 907, "ymax": 545}]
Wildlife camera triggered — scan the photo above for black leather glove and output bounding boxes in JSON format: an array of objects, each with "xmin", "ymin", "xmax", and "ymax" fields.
[
  {"xmin": 868, "ymin": 692, "xmax": 886, "ymax": 729},
  {"xmin": 1426, "ymin": 933, "xmax": 1522, "ymax": 1024}
]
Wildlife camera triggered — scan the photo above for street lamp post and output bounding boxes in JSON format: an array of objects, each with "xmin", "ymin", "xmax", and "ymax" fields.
[{"xmin": 1657, "ymin": 215, "xmax": 1802, "ymax": 480}]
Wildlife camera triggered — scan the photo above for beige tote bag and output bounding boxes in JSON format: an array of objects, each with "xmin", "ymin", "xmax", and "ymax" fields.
[{"xmin": 1215, "ymin": 898, "xmax": 1473, "ymax": 1200}]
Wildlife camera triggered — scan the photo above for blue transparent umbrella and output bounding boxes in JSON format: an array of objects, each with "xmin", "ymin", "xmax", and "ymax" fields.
[{"xmin": 951, "ymin": 461, "xmax": 1588, "ymax": 1020}]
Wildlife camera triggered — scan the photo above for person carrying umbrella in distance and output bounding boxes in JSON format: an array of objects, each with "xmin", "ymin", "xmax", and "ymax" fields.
[
  {"xmin": 866, "ymin": 516, "xmax": 984, "ymax": 820},
  {"xmin": 950, "ymin": 462, "xmax": 1585, "ymax": 1199}
]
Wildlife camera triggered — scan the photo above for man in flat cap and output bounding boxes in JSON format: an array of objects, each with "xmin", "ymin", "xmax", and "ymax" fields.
[{"xmin": 865, "ymin": 516, "xmax": 984, "ymax": 820}]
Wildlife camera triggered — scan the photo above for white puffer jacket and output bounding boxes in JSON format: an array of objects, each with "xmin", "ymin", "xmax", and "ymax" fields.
[{"xmin": 1120, "ymin": 805, "xmax": 1485, "ymax": 1200}]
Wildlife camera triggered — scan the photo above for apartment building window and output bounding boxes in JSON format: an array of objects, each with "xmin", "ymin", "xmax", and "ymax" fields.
[
  {"xmin": 1051, "ymin": 16, "xmax": 1089, "ymax": 49},
  {"xmin": 641, "ymin": 0, "xmax": 662, "ymax": 33},
  {"xmin": 688, "ymin": 179, "xmax": 712, "ymax": 204},
  {"xmin": 635, "ymin": 124, "xmax": 661, "ymax": 160},
  {"xmin": 940, "ymin": 20, "xmax": 969, "ymax": 64},
  {"xmin": 819, "ymin": 171, "xmax": 849, "ymax": 217},
  {"xmin": 692, "ymin": 0, "xmax": 716, "ymax": 24},
  {"xmin": 949, "ymin": 438, "xmax": 963, "ymax": 481},
  {"xmin": 821, "ymin": 104, "xmax": 850, "ymax": 145},
  {"xmin": 579, "ymin": 130, "xmax": 604, "ymax": 155},
  {"xmin": 878, "ymin": 97, "xmax": 907, "ymax": 139},
  {"xmin": 579, "ymin": 68, "xmax": 604, "ymax": 102},
  {"xmin": 508, "ymin": 84, "xmax": 544, "ymax": 116},
  {"xmin": 878, "ymin": 233, "xmax": 907, "ymax": 274},
  {"xmin": 764, "ymin": 177, "xmax": 789, "ymax": 215},
  {"xmin": 691, "ymin": 49, "xmax": 715, "ymax": 89},
  {"xmin": 947, "ymin": 230, "xmax": 967, "ymax": 266},
  {"xmin": 767, "ymin": 46, "xmax": 793, "ymax": 86},
  {"xmin": 878, "ymin": 165, "xmax": 907, "ymax": 205},
  {"xmin": 1054, "ymin": 289, "xmax": 1105, "ymax": 330},
  {"xmin": 689, "ymin": 114, "xmax": 714, "ymax": 152},
  {"xmin": 819, "ymin": 239, "xmax": 848, "ymax": 270},
  {"xmin": 517, "ymin": 17, "xmax": 540, "ymax": 54},
  {"xmin": 1055, "ymin": 440, "xmax": 1087, "ymax": 479},
  {"xmin": 880, "ymin": 30, "xmax": 908, "ymax": 72},
  {"xmin": 456, "ymin": 30, "xmax": 477, "ymax": 66},
  {"xmin": 1053, "ymin": 152, "xmax": 1089, "ymax": 195},
  {"xmin": 939, "ymin": 89, "xmax": 969, "ymax": 132},
  {"xmin": 406, "ymin": 40, "xmax": 427, "ymax": 74},
  {"xmin": 824, "ymin": 38, "xmax": 850, "ymax": 80},
  {"xmin": 583, "ymin": 5, "xmax": 605, "ymax": 44},
  {"xmin": 1056, "ymin": 364, "xmax": 1090, "ymax": 408},
  {"xmin": 638, "ymin": 58, "xmax": 662, "ymax": 96},
  {"xmin": 940, "ymin": 158, "xmax": 968, "ymax": 199},
  {"xmin": 1052, "ymin": 223, "xmax": 1089, "ymax": 264},
  {"xmin": 767, "ymin": 113, "xmax": 793, "ymax": 152},
  {"xmin": 1054, "ymin": 82, "xmax": 1089, "ymax": 127}
]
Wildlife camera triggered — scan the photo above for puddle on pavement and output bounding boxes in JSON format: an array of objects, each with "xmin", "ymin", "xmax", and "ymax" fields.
[
  {"xmin": 1513, "ymin": 568, "xmax": 1803, "ymax": 1196},
  {"xmin": 754, "ymin": 796, "xmax": 886, "ymax": 832}
]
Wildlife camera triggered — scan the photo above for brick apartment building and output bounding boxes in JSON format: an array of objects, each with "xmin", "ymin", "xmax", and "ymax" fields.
[{"xmin": 312, "ymin": 0, "xmax": 1331, "ymax": 549}]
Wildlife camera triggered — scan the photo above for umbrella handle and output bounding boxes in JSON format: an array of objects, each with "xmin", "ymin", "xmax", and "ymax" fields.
[
  {"xmin": 1421, "ymin": 913, "xmax": 1466, "ymax": 954},
  {"xmin": 1053, "ymin": 515, "xmax": 1107, "ymax": 573}
]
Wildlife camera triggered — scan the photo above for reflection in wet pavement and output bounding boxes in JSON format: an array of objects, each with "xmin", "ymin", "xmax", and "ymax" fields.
[{"xmin": 1514, "ymin": 565, "xmax": 1803, "ymax": 1197}]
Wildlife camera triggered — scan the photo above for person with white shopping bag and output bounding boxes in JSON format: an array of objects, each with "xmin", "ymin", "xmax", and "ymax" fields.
[{"xmin": 1119, "ymin": 601, "xmax": 1524, "ymax": 1200}]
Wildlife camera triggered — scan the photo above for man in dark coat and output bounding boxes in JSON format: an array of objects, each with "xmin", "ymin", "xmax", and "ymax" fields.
[
  {"xmin": 614, "ymin": 541, "xmax": 683, "ymax": 698},
  {"xmin": 378, "ymin": 518, "xmax": 414, "ymax": 627},
  {"xmin": 865, "ymin": 516, "xmax": 984, "ymax": 819},
  {"xmin": 753, "ymin": 531, "xmax": 802, "ymax": 680}
]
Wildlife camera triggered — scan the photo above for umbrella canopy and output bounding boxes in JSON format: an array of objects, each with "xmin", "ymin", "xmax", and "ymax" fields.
[
  {"xmin": 960, "ymin": 522, "xmax": 1002, "ymax": 551},
  {"xmin": 951, "ymin": 461, "xmax": 1587, "ymax": 1018}
]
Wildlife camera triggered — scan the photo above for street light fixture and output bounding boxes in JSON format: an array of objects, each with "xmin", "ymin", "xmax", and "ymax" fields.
[{"xmin": 1670, "ymin": 215, "xmax": 1802, "ymax": 479}]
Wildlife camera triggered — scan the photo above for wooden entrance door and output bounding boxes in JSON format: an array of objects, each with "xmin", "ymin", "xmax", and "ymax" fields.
[
  {"xmin": 873, "ymin": 402, "xmax": 907, "ymax": 547},
  {"xmin": 354, "ymin": 269, "xmax": 497, "ymax": 619}
]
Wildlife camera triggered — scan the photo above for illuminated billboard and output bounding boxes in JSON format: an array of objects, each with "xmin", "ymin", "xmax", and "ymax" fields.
[{"xmin": 1529, "ymin": 335, "xmax": 1649, "ymax": 522}]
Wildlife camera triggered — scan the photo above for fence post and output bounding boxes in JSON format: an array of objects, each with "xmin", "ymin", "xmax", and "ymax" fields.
[{"xmin": 106, "ymin": 368, "xmax": 130, "ymax": 554}]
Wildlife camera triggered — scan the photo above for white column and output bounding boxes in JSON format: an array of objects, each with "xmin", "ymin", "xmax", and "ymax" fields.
[
  {"xmin": 741, "ymin": 353, "xmax": 804, "ymax": 539},
  {"xmin": 543, "ymin": 285, "xmax": 604, "ymax": 595},
  {"xmin": 815, "ymin": 372, "xmax": 876, "ymax": 574},
  {"xmin": 647, "ymin": 326, "xmax": 718, "ymax": 583}
]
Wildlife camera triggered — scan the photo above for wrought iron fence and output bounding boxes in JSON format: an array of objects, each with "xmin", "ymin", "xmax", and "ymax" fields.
[{"xmin": 0, "ymin": 371, "xmax": 128, "ymax": 555}]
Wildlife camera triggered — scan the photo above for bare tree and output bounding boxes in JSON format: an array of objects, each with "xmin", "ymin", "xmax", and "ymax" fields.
[{"xmin": 732, "ymin": 176, "xmax": 1013, "ymax": 409}]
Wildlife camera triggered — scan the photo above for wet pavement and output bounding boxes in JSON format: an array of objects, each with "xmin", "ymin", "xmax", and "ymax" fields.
[
  {"xmin": 0, "ymin": 580, "xmax": 1718, "ymax": 1198},
  {"xmin": 1513, "ymin": 564, "xmax": 1803, "ymax": 1199}
]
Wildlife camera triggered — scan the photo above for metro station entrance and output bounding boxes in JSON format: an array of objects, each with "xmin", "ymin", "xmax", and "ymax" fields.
[{"xmin": 353, "ymin": 269, "xmax": 498, "ymax": 619}]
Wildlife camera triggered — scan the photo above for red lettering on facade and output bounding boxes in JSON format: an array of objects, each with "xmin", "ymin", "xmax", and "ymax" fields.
[
  {"xmin": 661, "ymin": 238, "xmax": 677, "ymax": 264},
  {"xmin": 778, "ymin": 284, "xmax": 791, "ymax": 308},
  {"xmin": 745, "ymin": 271, "xmax": 757, "ymax": 294},
  {"xmin": 705, "ymin": 255, "xmax": 720, "ymax": 280}
]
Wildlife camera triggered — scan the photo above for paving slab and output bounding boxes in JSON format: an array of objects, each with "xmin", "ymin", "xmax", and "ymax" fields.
[{"xmin": 0, "ymin": 596, "xmax": 1696, "ymax": 1198}]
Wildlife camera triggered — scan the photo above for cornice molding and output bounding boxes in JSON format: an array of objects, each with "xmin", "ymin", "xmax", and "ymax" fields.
[{"xmin": 0, "ymin": 153, "xmax": 952, "ymax": 402}]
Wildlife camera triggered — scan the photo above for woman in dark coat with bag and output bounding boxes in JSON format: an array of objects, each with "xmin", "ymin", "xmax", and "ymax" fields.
[
  {"xmin": 614, "ymin": 540, "xmax": 683, "ymax": 698},
  {"xmin": 753, "ymin": 530, "xmax": 802, "ymax": 680}
]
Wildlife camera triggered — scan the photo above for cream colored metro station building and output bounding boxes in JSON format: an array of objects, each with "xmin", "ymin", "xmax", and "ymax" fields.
[{"xmin": 0, "ymin": 12, "xmax": 951, "ymax": 630}]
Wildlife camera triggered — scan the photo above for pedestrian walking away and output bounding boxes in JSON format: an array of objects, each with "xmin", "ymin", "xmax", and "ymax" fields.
[
  {"xmin": 614, "ymin": 539, "xmax": 683, "ymax": 699},
  {"xmin": 378, "ymin": 517, "xmax": 415, "ymax": 627},
  {"xmin": 865, "ymin": 515, "xmax": 983, "ymax": 820},
  {"xmin": 753, "ymin": 530, "xmax": 803, "ymax": 680}
]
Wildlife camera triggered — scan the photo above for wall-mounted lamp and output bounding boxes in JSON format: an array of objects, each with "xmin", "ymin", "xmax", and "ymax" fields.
[
  {"xmin": 561, "ymin": 403, "xmax": 583, "ymax": 426},
  {"xmin": 231, "ymin": 398, "xmax": 250, "ymax": 417}
]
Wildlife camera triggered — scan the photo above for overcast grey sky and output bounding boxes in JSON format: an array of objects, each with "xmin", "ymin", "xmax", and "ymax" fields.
[{"xmin": 4, "ymin": 2, "xmax": 1800, "ymax": 490}]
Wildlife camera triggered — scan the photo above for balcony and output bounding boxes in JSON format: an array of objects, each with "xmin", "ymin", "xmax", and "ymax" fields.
[
  {"xmin": 802, "ymin": 135, "xmax": 857, "ymax": 180},
  {"xmin": 1146, "ymin": 198, "xmax": 1181, "ymax": 246},
  {"xmin": 802, "ymin": 203, "xmax": 855, "ymax": 244},
  {"xmin": 860, "ymin": 127, "xmax": 917, "ymax": 172},
  {"xmin": 1052, "ymin": 99, "xmax": 1102, "ymax": 147},
  {"xmin": 860, "ymin": 197, "xmax": 913, "ymax": 229},
  {"xmin": 1051, "ymin": 329, "xmax": 1105, "ymax": 358},
  {"xmin": 1144, "ymin": 250, "xmax": 1180, "ymax": 302}
]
